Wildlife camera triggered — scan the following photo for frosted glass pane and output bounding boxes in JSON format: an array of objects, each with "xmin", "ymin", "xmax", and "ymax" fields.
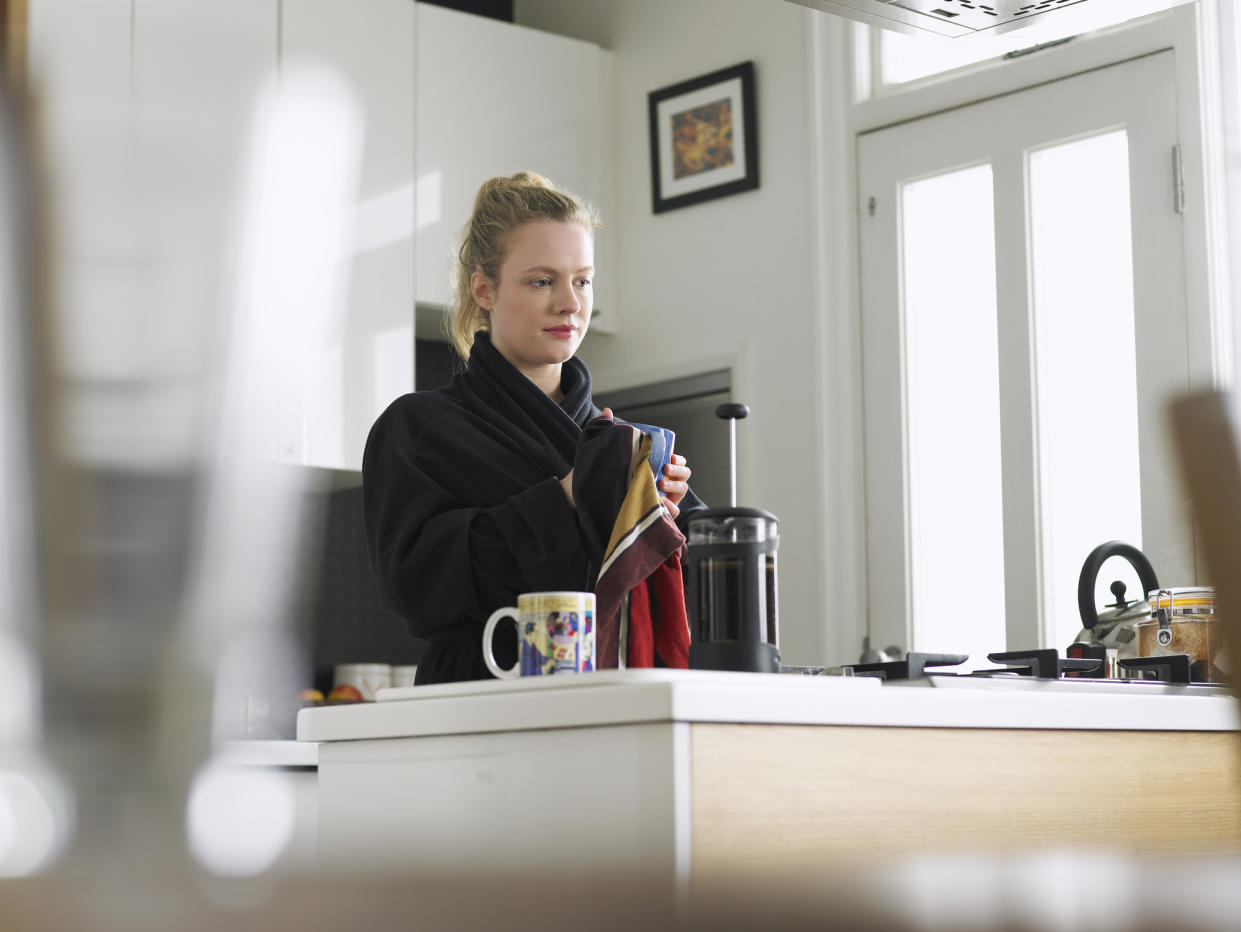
[
  {"xmin": 902, "ymin": 165, "xmax": 1005, "ymax": 669},
  {"xmin": 1029, "ymin": 131, "xmax": 1142, "ymax": 652},
  {"xmin": 879, "ymin": 30, "xmax": 1022, "ymax": 86}
]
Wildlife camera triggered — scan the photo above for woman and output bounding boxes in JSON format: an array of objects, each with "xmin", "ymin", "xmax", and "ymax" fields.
[{"xmin": 362, "ymin": 172, "xmax": 703, "ymax": 684}]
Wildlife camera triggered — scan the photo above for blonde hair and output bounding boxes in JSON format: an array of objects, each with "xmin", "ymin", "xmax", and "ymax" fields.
[{"xmin": 449, "ymin": 172, "xmax": 601, "ymax": 362}]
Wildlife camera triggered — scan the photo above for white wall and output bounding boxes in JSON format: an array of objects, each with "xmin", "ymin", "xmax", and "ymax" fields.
[{"xmin": 514, "ymin": 0, "xmax": 846, "ymax": 665}]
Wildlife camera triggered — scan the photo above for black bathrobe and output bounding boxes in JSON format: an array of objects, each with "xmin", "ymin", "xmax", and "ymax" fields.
[{"xmin": 361, "ymin": 330, "xmax": 703, "ymax": 684}]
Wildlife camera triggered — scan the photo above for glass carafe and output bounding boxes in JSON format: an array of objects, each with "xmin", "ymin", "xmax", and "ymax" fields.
[{"xmin": 686, "ymin": 507, "xmax": 780, "ymax": 673}]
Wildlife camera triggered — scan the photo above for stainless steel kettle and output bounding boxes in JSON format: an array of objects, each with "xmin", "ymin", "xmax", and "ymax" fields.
[{"xmin": 1071, "ymin": 541, "xmax": 1160, "ymax": 661}]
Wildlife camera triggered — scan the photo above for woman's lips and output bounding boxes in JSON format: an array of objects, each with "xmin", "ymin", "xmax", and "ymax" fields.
[{"xmin": 544, "ymin": 325, "xmax": 577, "ymax": 339}]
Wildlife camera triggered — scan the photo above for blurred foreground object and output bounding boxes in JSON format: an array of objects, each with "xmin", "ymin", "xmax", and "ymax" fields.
[
  {"xmin": 21, "ymin": 37, "xmax": 362, "ymax": 887},
  {"xmin": 179, "ymin": 62, "xmax": 362, "ymax": 876},
  {"xmin": 0, "ymin": 60, "xmax": 74, "ymax": 875},
  {"xmin": 3, "ymin": 853, "xmax": 1241, "ymax": 930},
  {"xmin": 1169, "ymin": 391, "xmax": 1241, "ymax": 685}
]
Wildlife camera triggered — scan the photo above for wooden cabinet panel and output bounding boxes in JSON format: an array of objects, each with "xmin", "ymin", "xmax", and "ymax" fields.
[{"xmin": 689, "ymin": 723, "xmax": 1241, "ymax": 884}]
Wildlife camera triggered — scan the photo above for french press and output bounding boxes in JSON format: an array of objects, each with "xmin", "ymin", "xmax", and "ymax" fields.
[{"xmin": 686, "ymin": 403, "xmax": 781, "ymax": 673}]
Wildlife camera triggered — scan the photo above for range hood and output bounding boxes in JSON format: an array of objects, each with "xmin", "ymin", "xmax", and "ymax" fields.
[{"xmin": 785, "ymin": 0, "xmax": 1198, "ymax": 39}]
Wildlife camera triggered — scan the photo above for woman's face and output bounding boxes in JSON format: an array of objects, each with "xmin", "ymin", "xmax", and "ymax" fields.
[{"xmin": 473, "ymin": 220, "xmax": 594, "ymax": 384}]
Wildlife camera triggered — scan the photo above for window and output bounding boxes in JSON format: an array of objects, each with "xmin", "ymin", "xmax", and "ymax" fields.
[
  {"xmin": 858, "ymin": 52, "xmax": 1196, "ymax": 659},
  {"xmin": 1027, "ymin": 130, "xmax": 1144, "ymax": 650},
  {"xmin": 872, "ymin": 26, "xmax": 1025, "ymax": 88},
  {"xmin": 901, "ymin": 165, "xmax": 1005, "ymax": 666}
]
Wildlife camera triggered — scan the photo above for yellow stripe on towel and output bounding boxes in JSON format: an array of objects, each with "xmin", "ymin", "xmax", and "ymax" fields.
[{"xmin": 597, "ymin": 432, "xmax": 665, "ymax": 581}]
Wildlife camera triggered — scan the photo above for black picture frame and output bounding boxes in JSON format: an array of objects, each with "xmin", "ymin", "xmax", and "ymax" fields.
[{"xmin": 647, "ymin": 61, "xmax": 759, "ymax": 214}]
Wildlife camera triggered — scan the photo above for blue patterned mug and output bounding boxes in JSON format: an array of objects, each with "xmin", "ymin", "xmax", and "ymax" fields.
[{"xmin": 483, "ymin": 591, "xmax": 596, "ymax": 679}]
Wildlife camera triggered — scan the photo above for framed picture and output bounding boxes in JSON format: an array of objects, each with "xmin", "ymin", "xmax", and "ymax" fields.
[{"xmin": 647, "ymin": 61, "xmax": 758, "ymax": 214}]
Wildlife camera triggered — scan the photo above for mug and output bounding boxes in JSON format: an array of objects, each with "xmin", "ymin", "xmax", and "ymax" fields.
[
  {"xmin": 390, "ymin": 665, "xmax": 419, "ymax": 688},
  {"xmin": 483, "ymin": 591, "xmax": 596, "ymax": 679},
  {"xmin": 332, "ymin": 663, "xmax": 392, "ymax": 700}
]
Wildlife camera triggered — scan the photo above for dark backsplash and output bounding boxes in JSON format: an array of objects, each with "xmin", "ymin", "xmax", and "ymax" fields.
[
  {"xmin": 419, "ymin": 0, "xmax": 512, "ymax": 22},
  {"xmin": 302, "ymin": 483, "xmax": 424, "ymax": 694}
]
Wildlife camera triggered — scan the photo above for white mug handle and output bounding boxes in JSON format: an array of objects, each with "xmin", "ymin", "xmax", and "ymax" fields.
[{"xmin": 482, "ymin": 607, "xmax": 521, "ymax": 679}]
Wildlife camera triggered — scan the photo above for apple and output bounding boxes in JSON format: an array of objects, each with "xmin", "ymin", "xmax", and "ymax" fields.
[
  {"xmin": 299, "ymin": 688, "xmax": 324, "ymax": 702},
  {"xmin": 327, "ymin": 684, "xmax": 364, "ymax": 702}
]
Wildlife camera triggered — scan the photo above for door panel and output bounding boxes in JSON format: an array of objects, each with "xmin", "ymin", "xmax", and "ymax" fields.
[{"xmin": 858, "ymin": 52, "xmax": 1189, "ymax": 661}]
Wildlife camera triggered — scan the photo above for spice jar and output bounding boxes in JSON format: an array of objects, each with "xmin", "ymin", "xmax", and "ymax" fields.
[{"xmin": 1134, "ymin": 587, "xmax": 1225, "ymax": 682}]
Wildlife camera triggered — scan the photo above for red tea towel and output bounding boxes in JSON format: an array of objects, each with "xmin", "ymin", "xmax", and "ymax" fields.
[{"xmin": 625, "ymin": 554, "xmax": 690, "ymax": 669}]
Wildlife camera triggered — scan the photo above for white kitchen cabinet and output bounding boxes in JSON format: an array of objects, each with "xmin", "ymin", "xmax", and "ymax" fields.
[
  {"xmin": 128, "ymin": 0, "xmax": 279, "ymax": 462},
  {"xmin": 28, "ymin": 0, "xmax": 134, "ymax": 265},
  {"xmin": 281, "ymin": 0, "xmax": 416, "ymax": 469},
  {"xmin": 132, "ymin": 0, "xmax": 279, "ymax": 363},
  {"xmin": 415, "ymin": 3, "xmax": 616, "ymax": 333},
  {"xmin": 29, "ymin": 0, "xmax": 137, "ymax": 389},
  {"xmin": 301, "ymin": 670, "xmax": 1241, "ymax": 882},
  {"xmin": 28, "ymin": 0, "xmax": 279, "ymax": 468},
  {"xmin": 32, "ymin": 1, "xmax": 599, "ymax": 471},
  {"xmin": 128, "ymin": 0, "xmax": 414, "ymax": 471}
]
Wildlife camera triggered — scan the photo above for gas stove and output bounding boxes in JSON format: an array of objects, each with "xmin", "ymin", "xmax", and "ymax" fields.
[{"xmin": 782, "ymin": 649, "xmax": 1234, "ymax": 697}]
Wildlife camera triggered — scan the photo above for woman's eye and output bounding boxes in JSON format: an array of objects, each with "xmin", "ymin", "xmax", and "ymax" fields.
[
  {"xmin": 576, "ymin": 278, "xmax": 591, "ymax": 288},
  {"xmin": 531, "ymin": 278, "xmax": 552, "ymax": 288}
]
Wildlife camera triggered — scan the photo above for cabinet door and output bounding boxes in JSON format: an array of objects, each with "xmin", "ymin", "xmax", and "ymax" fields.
[
  {"xmin": 415, "ymin": 4, "xmax": 615, "ymax": 332},
  {"xmin": 28, "ymin": 0, "xmax": 136, "ymax": 388},
  {"xmin": 130, "ymin": 1, "xmax": 279, "ymax": 461},
  {"xmin": 282, "ymin": 0, "xmax": 416, "ymax": 470},
  {"xmin": 28, "ymin": 0, "xmax": 133, "ymax": 262},
  {"xmin": 133, "ymin": 0, "xmax": 278, "ymax": 327}
]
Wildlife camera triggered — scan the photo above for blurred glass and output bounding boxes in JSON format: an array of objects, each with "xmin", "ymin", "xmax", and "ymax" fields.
[{"xmin": 23, "ymin": 2, "xmax": 362, "ymax": 882}]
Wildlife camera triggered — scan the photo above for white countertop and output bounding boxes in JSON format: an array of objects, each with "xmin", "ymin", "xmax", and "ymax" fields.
[
  {"xmin": 296, "ymin": 668, "xmax": 1241, "ymax": 743},
  {"xmin": 216, "ymin": 739, "xmax": 319, "ymax": 767}
]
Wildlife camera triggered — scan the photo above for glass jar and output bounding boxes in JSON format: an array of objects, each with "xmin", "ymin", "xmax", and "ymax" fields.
[
  {"xmin": 1135, "ymin": 587, "xmax": 1225, "ymax": 682},
  {"xmin": 686, "ymin": 506, "xmax": 780, "ymax": 672}
]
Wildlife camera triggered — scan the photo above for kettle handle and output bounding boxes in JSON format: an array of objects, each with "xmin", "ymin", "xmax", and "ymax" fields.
[{"xmin": 1077, "ymin": 541, "xmax": 1160, "ymax": 630}]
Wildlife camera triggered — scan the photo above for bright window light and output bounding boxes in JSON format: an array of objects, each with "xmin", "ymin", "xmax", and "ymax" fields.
[
  {"xmin": 880, "ymin": 30, "xmax": 1023, "ymax": 87},
  {"xmin": 902, "ymin": 164, "xmax": 1005, "ymax": 669},
  {"xmin": 186, "ymin": 759, "xmax": 296, "ymax": 877},
  {"xmin": 0, "ymin": 757, "xmax": 75, "ymax": 877},
  {"xmin": 1029, "ymin": 130, "xmax": 1141, "ymax": 651}
]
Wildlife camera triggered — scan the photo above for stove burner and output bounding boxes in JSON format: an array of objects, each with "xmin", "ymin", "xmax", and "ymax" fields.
[
  {"xmin": 848, "ymin": 652, "xmax": 968, "ymax": 681},
  {"xmin": 1118, "ymin": 653, "xmax": 1194, "ymax": 685},
  {"xmin": 1065, "ymin": 641, "xmax": 1109, "ymax": 676},
  {"xmin": 981, "ymin": 649, "xmax": 1103, "ymax": 679},
  {"xmin": 805, "ymin": 647, "xmax": 1220, "ymax": 688}
]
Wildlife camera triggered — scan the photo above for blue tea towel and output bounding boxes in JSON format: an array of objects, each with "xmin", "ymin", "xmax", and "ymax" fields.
[{"xmin": 612, "ymin": 418, "xmax": 675, "ymax": 484}]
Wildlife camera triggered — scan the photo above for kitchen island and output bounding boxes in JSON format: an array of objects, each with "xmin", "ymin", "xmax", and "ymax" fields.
[{"xmin": 297, "ymin": 669, "xmax": 1241, "ymax": 889}]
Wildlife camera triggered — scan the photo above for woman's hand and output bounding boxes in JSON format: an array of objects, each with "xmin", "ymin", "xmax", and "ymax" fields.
[{"xmin": 659, "ymin": 453, "xmax": 691, "ymax": 519}]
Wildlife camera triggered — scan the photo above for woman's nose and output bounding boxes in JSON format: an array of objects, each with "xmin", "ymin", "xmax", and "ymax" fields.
[{"xmin": 554, "ymin": 281, "xmax": 580, "ymax": 313}]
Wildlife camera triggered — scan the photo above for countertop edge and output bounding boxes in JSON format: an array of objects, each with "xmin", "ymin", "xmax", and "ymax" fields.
[{"xmin": 297, "ymin": 672, "xmax": 1241, "ymax": 742}]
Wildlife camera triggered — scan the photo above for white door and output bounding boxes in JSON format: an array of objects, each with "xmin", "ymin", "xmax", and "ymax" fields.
[{"xmin": 858, "ymin": 51, "xmax": 1192, "ymax": 667}]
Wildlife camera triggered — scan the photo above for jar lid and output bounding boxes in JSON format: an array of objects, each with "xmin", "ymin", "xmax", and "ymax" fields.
[{"xmin": 1147, "ymin": 587, "xmax": 1216, "ymax": 614}]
